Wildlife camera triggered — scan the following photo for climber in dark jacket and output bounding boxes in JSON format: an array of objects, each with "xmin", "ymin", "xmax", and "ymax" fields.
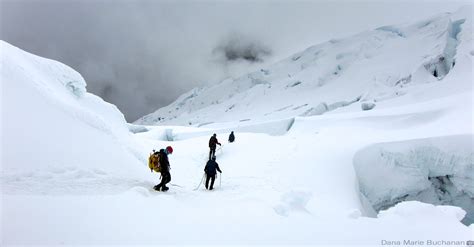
[
  {"xmin": 154, "ymin": 146, "xmax": 173, "ymax": 192},
  {"xmin": 204, "ymin": 156, "xmax": 222, "ymax": 190},
  {"xmin": 208, "ymin": 133, "xmax": 221, "ymax": 160},
  {"xmin": 228, "ymin": 131, "xmax": 235, "ymax": 143}
]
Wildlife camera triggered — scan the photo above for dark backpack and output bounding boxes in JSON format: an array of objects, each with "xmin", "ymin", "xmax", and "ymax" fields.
[
  {"xmin": 205, "ymin": 160, "xmax": 218, "ymax": 175},
  {"xmin": 209, "ymin": 136, "xmax": 216, "ymax": 148}
]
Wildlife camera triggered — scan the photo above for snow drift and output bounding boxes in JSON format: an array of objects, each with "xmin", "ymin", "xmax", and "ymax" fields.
[{"xmin": 1, "ymin": 41, "xmax": 145, "ymax": 194}]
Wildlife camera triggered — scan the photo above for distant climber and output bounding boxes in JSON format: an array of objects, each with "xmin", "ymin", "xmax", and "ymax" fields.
[
  {"xmin": 228, "ymin": 131, "xmax": 235, "ymax": 143},
  {"xmin": 204, "ymin": 156, "xmax": 222, "ymax": 190},
  {"xmin": 153, "ymin": 146, "xmax": 173, "ymax": 192},
  {"xmin": 208, "ymin": 133, "xmax": 221, "ymax": 159}
]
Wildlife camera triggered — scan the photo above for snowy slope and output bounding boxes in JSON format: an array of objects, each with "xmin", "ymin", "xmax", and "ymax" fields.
[
  {"xmin": 1, "ymin": 40, "xmax": 146, "ymax": 193},
  {"xmin": 136, "ymin": 7, "xmax": 472, "ymax": 126}
]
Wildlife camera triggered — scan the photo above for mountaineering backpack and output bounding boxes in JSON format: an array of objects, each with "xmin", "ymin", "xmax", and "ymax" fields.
[{"xmin": 148, "ymin": 151, "xmax": 161, "ymax": 172}]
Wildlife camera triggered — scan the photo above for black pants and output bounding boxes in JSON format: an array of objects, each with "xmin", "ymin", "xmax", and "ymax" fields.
[
  {"xmin": 156, "ymin": 172, "xmax": 171, "ymax": 191},
  {"xmin": 209, "ymin": 147, "xmax": 216, "ymax": 160},
  {"xmin": 205, "ymin": 174, "xmax": 216, "ymax": 190}
]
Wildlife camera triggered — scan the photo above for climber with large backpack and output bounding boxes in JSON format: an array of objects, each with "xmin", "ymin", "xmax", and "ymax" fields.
[
  {"xmin": 204, "ymin": 155, "xmax": 222, "ymax": 190},
  {"xmin": 208, "ymin": 133, "xmax": 221, "ymax": 160},
  {"xmin": 148, "ymin": 146, "xmax": 173, "ymax": 191}
]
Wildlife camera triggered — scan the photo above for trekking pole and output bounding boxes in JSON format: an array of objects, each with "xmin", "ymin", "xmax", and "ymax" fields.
[{"xmin": 193, "ymin": 173, "xmax": 205, "ymax": 191}]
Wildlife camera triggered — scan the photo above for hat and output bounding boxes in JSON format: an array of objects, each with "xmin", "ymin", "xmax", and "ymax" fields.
[{"xmin": 166, "ymin": 146, "xmax": 173, "ymax": 154}]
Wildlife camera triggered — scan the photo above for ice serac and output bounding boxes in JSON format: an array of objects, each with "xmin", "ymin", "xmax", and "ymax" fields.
[
  {"xmin": 353, "ymin": 135, "xmax": 474, "ymax": 225},
  {"xmin": 0, "ymin": 41, "xmax": 144, "ymax": 181},
  {"xmin": 135, "ymin": 7, "xmax": 472, "ymax": 126}
]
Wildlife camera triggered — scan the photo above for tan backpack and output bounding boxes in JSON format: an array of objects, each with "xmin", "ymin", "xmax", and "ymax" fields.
[{"xmin": 148, "ymin": 151, "xmax": 161, "ymax": 172}]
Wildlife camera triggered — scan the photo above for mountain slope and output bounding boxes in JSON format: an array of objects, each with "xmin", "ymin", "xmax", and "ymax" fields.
[{"xmin": 136, "ymin": 7, "xmax": 472, "ymax": 126}]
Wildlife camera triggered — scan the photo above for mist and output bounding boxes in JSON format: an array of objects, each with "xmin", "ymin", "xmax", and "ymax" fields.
[{"xmin": 0, "ymin": 0, "xmax": 468, "ymax": 121}]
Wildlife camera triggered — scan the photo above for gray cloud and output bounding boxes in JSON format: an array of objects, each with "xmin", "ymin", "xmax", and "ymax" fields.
[
  {"xmin": 1, "ymin": 0, "xmax": 470, "ymax": 121},
  {"xmin": 214, "ymin": 33, "xmax": 272, "ymax": 63}
]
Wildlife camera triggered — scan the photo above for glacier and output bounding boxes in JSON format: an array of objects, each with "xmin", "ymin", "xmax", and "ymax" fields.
[{"xmin": 1, "ymin": 6, "xmax": 473, "ymax": 246}]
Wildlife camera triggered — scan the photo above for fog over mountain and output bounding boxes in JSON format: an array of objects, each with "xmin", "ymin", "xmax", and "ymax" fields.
[{"xmin": 0, "ymin": 0, "xmax": 468, "ymax": 121}]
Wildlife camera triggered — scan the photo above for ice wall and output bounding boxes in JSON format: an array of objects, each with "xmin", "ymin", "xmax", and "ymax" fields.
[{"xmin": 353, "ymin": 135, "xmax": 473, "ymax": 225}]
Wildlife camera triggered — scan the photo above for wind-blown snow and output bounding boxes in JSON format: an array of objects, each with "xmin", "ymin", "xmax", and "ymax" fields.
[{"xmin": 2, "ymin": 6, "xmax": 473, "ymax": 246}]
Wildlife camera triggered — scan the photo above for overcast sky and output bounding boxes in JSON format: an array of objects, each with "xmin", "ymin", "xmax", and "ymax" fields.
[{"xmin": 1, "ymin": 0, "xmax": 470, "ymax": 121}]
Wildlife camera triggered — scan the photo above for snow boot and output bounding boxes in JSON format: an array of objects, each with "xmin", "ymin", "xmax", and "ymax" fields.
[{"xmin": 162, "ymin": 186, "xmax": 169, "ymax": 192}]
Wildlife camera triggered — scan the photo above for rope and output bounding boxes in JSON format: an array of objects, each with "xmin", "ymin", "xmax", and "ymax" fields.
[{"xmin": 193, "ymin": 173, "xmax": 205, "ymax": 191}]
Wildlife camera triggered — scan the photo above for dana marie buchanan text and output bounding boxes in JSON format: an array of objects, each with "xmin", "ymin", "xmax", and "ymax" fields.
[{"xmin": 381, "ymin": 239, "xmax": 473, "ymax": 246}]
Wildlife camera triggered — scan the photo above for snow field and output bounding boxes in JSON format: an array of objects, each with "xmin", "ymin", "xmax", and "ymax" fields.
[{"xmin": 4, "ymin": 113, "xmax": 473, "ymax": 244}]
